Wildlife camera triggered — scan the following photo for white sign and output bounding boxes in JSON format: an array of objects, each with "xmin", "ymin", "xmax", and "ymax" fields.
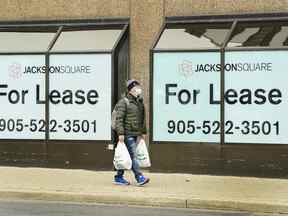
[
  {"xmin": 153, "ymin": 52, "xmax": 220, "ymax": 142},
  {"xmin": 49, "ymin": 54, "xmax": 111, "ymax": 140},
  {"xmin": 0, "ymin": 55, "xmax": 46, "ymax": 139},
  {"xmin": 153, "ymin": 51, "xmax": 288, "ymax": 144},
  {"xmin": 0, "ymin": 54, "xmax": 112, "ymax": 141},
  {"xmin": 225, "ymin": 51, "xmax": 287, "ymax": 144}
]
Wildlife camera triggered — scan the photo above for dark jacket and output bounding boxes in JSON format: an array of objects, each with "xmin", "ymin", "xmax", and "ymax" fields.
[{"xmin": 115, "ymin": 93, "xmax": 147, "ymax": 136}]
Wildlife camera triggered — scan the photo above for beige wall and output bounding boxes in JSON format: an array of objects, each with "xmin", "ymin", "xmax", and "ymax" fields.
[{"xmin": 1, "ymin": 0, "xmax": 288, "ymax": 139}]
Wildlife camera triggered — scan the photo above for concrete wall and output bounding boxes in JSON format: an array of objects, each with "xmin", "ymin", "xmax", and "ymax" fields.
[{"xmin": 1, "ymin": 0, "xmax": 288, "ymax": 176}]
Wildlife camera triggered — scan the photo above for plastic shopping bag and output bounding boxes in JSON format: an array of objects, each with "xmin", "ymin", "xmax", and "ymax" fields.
[
  {"xmin": 136, "ymin": 139, "xmax": 151, "ymax": 168},
  {"xmin": 113, "ymin": 141, "xmax": 132, "ymax": 170}
]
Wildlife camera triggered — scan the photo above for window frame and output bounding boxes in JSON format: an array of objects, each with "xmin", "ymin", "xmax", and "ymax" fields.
[
  {"xmin": 150, "ymin": 13, "xmax": 288, "ymax": 145},
  {"xmin": 0, "ymin": 18, "xmax": 129, "ymax": 144}
]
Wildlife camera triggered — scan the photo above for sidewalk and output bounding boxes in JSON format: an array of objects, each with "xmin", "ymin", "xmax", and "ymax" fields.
[{"xmin": 0, "ymin": 166, "xmax": 287, "ymax": 214}]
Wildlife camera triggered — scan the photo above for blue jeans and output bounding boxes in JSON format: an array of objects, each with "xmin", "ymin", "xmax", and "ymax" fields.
[{"xmin": 115, "ymin": 136, "xmax": 142, "ymax": 179}]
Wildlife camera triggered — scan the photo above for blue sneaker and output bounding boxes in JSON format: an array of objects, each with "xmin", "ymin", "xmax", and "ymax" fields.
[
  {"xmin": 136, "ymin": 175, "xmax": 150, "ymax": 186},
  {"xmin": 114, "ymin": 176, "xmax": 130, "ymax": 185}
]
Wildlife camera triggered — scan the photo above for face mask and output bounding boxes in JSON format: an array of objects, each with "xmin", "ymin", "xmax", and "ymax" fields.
[
  {"xmin": 135, "ymin": 88, "xmax": 142, "ymax": 96},
  {"xmin": 130, "ymin": 87, "xmax": 142, "ymax": 97}
]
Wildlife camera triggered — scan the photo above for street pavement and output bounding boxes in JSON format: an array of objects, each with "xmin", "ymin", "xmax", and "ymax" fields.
[
  {"xmin": 0, "ymin": 200, "xmax": 252, "ymax": 216},
  {"xmin": 0, "ymin": 166, "xmax": 287, "ymax": 214}
]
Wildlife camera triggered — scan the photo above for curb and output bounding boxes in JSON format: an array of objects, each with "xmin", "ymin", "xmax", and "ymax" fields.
[
  {"xmin": 0, "ymin": 190, "xmax": 186, "ymax": 208},
  {"xmin": 0, "ymin": 190, "xmax": 287, "ymax": 214}
]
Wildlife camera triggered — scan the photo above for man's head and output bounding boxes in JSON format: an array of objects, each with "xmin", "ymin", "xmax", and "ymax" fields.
[{"xmin": 127, "ymin": 79, "xmax": 142, "ymax": 97}]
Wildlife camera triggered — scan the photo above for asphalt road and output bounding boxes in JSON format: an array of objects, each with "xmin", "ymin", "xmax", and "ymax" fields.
[{"xmin": 0, "ymin": 199, "xmax": 252, "ymax": 216}]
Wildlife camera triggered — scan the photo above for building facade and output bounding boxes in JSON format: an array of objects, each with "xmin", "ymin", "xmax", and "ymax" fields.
[{"xmin": 1, "ymin": 0, "xmax": 288, "ymax": 178}]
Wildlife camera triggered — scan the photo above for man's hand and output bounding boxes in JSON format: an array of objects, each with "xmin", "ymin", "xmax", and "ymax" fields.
[
  {"xmin": 118, "ymin": 135, "xmax": 125, "ymax": 143},
  {"xmin": 137, "ymin": 134, "xmax": 145, "ymax": 143}
]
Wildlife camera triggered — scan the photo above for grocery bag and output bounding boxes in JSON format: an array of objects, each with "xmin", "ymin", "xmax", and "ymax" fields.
[
  {"xmin": 136, "ymin": 139, "xmax": 151, "ymax": 167},
  {"xmin": 113, "ymin": 141, "xmax": 132, "ymax": 170}
]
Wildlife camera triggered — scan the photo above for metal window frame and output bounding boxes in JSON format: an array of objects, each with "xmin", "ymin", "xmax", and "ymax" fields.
[
  {"xmin": 0, "ymin": 18, "xmax": 129, "ymax": 144},
  {"xmin": 150, "ymin": 13, "xmax": 288, "ymax": 145}
]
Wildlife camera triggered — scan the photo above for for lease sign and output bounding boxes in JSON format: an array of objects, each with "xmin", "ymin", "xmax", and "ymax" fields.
[
  {"xmin": 0, "ymin": 54, "xmax": 111, "ymax": 140},
  {"xmin": 153, "ymin": 51, "xmax": 287, "ymax": 144}
]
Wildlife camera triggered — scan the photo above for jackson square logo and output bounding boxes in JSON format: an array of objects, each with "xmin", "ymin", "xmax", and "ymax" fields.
[
  {"xmin": 23, "ymin": 65, "xmax": 92, "ymax": 74},
  {"xmin": 8, "ymin": 62, "xmax": 22, "ymax": 80},
  {"xmin": 178, "ymin": 60, "xmax": 193, "ymax": 79},
  {"xmin": 8, "ymin": 63, "xmax": 92, "ymax": 78},
  {"xmin": 178, "ymin": 60, "xmax": 272, "ymax": 76}
]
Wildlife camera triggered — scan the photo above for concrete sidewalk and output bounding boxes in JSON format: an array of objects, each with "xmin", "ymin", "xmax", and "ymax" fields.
[{"xmin": 0, "ymin": 166, "xmax": 287, "ymax": 215}]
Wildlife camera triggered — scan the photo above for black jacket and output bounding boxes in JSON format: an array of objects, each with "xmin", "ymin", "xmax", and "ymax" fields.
[{"xmin": 115, "ymin": 94, "xmax": 147, "ymax": 136}]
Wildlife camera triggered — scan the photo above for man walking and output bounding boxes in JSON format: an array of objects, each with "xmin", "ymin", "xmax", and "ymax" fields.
[{"xmin": 114, "ymin": 79, "xmax": 149, "ymax": 186}]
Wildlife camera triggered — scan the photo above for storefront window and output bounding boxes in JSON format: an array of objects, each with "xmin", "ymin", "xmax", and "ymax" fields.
[
  {"xmin": 0, "ymin": 21, "xmax": 128, "ymax": 141},
  {"xmin": 152, "ymin": 15, "xmax": 288, "ymax": 144}
]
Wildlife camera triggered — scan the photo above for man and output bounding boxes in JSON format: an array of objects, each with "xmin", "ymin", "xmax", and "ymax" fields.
[{"xmin": 114, "ymin": 79, "xmax": 150, "ymax": 186}]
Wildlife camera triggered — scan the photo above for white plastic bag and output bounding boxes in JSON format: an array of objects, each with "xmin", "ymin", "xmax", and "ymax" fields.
[
  {"xmin": 136, "ymin": 139, "xmax": 151, "ymax": 167},
  {"xmin": 113, "ymin": 141, "xmax": 132, "ymax": 170}
]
